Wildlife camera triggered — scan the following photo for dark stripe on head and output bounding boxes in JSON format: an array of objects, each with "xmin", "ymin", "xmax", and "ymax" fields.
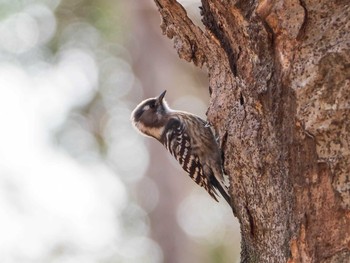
[{"xmin": 133, "ymin": 107, "xmax": 144, "ymax": 121}]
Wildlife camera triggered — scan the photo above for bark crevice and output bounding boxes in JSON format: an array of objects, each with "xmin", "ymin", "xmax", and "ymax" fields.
[{"xmin": 153, "ymin": 0, "xmax": 350, "ymax": 262}]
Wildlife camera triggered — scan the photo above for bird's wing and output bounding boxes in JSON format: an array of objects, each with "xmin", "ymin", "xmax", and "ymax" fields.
[{"xmin": 161, "ymin": 118, "xmax": 220, "ymax": 201}]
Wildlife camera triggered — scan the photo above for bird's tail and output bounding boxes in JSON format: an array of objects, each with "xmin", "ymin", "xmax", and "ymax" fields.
[{"xmin": 210, "ymin": 172, "xmax": 235, "ymax": 213}]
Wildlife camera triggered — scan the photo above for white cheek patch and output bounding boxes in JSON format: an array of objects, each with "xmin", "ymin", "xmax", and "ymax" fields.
[
  {"xmin": 143, "ymin": 105, "xmax": 150, "ymax": 111},
  {"xmin": 135, "ymin": 122, "xmax": 164, "ymax": 140}
]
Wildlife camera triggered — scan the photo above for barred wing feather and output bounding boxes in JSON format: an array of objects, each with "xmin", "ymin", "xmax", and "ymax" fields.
[{"xmin": 161, "ymin": 118, "xmax": 219, "ymax": 201}]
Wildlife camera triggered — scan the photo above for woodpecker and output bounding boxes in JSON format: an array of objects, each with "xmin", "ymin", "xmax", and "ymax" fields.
[{"xmin": 131, "ymin": 90, "xmax": 231, "ymax": 206}]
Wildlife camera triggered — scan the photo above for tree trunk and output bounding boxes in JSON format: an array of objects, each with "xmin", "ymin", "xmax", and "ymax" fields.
[{"xmin": 153, "ymin": 0, "xmax": 350, "ymax": 262}]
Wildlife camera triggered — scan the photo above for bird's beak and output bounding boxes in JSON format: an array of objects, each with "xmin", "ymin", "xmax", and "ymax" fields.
[{"xmin": 156, "ymin": 90, "xmax": 166, "ymax": 104}]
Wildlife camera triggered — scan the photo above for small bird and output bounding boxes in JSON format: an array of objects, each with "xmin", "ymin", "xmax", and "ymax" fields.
[{"xmin": 131, "ymin": 90, "xmax": 231, "ymax": 206}]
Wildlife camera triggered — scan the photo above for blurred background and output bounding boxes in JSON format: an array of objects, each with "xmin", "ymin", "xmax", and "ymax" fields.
[{"xmin": 0, "ymin": 0, "xmax": 240, "ymax": 262}]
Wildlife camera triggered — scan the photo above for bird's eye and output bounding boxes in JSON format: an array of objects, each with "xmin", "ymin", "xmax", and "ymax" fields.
[{"xmin": 150, "ymin": 102, "xmax": 155, "ymax": 109}]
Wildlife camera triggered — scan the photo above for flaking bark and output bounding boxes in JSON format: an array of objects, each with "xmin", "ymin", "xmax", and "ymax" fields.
[{"xmin": 153, "ymin": 0, "xmax": 350, "ymax": 262}]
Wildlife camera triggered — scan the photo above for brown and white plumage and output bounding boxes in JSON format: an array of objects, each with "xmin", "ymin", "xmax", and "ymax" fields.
[{"xmin": 131, "ymin": 90, "xmax": 231, "ymax": 206}]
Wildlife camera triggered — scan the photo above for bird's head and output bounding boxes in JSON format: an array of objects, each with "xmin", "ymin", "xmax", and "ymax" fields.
[{"xmin": 131, "ymin": 90, "xmax": 171, "ymax": 139}]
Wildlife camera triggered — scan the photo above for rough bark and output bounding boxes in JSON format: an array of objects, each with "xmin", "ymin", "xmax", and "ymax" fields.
[{"xmin": 153, "ymin": 0, "xmax": 350, "ymax": 262}]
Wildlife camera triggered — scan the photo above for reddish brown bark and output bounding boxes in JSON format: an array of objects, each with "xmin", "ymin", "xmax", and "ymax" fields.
[{"xmin": 153, "ymin": 0, "xmax": 350, "ymax": 262}]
